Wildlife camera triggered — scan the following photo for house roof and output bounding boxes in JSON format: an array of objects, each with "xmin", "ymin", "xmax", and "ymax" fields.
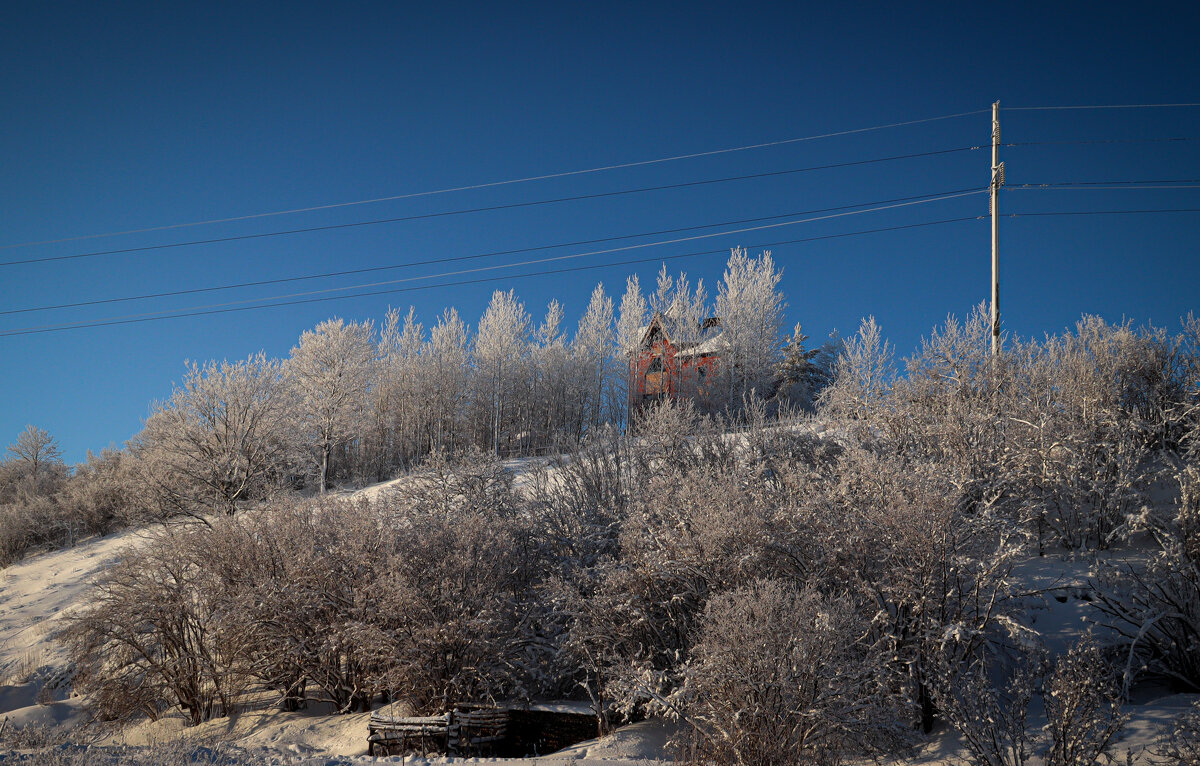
[
  {"xmin": 637, "ymin": 312, "xmax": 725, "ymax": 357},
  {"xmin": 676, "ymin": 332, "xmax": 728, "ymax": 359}
]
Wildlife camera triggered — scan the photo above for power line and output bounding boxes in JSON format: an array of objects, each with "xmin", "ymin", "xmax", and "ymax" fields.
[
  {"xmin": 0, "ymin": 146, "xmax": 983, "ymax": 268},
  {"xmin": 1014, "ymin": 178, "xmax": 1200, "ymax": 186},
  {"xmin": 2, "ymin": 187, "xmax": 981, "ymax": 316},
  {"xmin": 13, "ymin": 203, "xmax": 1197, "ymax": 338},
  {"xmin": 1, "ymin": 191, "xmax": 984, "ymax": 335},
  {"xmin": 0, "ymin": 108, "xmax": 989, "ymax": 251},
  {"xmin": 1005, "ymin": 208, "xmax": 1200, "ymax": 217},
  {"xmin": 1012, "ymin": 180, "xmax": 1200, "ymax": 190},
  {"xmin": 0, "ymin": 216, "xmax": 984, "ymax": 338},
  {"xmin": 1005, "ymin": 103, "xmax": 1200, "ymax": 111},
  {"xmin": 7, "ymin": 140, "xmax": 1193, "ymax": 270},
  {"xmin": 4, "ymin": 190, "xmax": 984, "ymax": 332},
  {"xmin": 1007, "ymin": 137, "xmax": 1200, "ymax": 146}
]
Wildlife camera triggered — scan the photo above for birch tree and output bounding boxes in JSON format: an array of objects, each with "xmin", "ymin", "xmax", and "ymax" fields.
[
  {"xmin": 616, "ymin": 275, "xmax": 649, "ymax": 419},
  {"xmin": 472, "ymin": 290, "xmax": 531, "ymax": 454},
  {"xmin": 649, "ymin": 265, "xmax": 709, "ymax": 402},
  {"xmin": 285, "ymin": 318, "xmax": 375, "ymax": 492},
  {"xmin": 651, "ymin": 265, "xmax": 708, "ymax": 348},
  {"xmin": 714, "ymin": 248, "xmax": 785, "ymax": 409},
  {"xmin": 374, "ymin": 307, "xmax": 426, "ymax": 471},
  {"xmin": 427, "ymin": 308, "xmax": 470, "ymax": 452},
  {"xmin": 819, "ymin": 316, "xmax": 895, "ymax": 424},
  {"xmin": 532, "ymin": 300, "xmax": 572, "ymax": 443},
  {"xmin": 573, "ymin": 284, "xmax": 615, "ymax": 433}
]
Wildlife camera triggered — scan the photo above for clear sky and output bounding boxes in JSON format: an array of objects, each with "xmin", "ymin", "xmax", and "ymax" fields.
[{"xmin": 2, "ymin": 1, "xmax": 1198, "ymax": 464}]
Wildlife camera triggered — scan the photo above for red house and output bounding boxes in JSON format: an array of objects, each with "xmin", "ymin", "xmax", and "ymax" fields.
[{"xmin": 630, "ymin": 313, "xmax": 725, "ymax": 412}]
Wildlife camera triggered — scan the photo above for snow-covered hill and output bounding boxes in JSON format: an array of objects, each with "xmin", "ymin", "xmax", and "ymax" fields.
[{"xmin": 0, "ymin": 468, "xmax": 1195, "ymax": 764}]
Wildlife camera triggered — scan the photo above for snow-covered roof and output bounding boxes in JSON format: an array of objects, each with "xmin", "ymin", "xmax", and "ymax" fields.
[
  {"xmin": 637, "ymin": 312, "xmax": 724, "ymax": 354},
  {"xmin": 676, "ymin": 331, "xmax": 727, "ymax": 359}
]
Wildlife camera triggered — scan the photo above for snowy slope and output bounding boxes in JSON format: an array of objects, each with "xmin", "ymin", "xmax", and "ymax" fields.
[{"xmin": 0, "ymin": 471, "xmax": 1194, "ymax": 764}]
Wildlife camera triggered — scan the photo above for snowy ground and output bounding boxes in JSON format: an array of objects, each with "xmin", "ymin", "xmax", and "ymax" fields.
[{"xmin": 0, "ymin": 465, "xmax": 1195, "ymax": 763}]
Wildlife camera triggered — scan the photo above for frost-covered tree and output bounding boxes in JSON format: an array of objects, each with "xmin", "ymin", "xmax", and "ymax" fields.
[
  {"xmin": 6, "ymin": 425, "xmax": 63, "ymax": 483},
  {"xmin": 136, "ymin": 353, "xmax": 292, "ymax": 516},
  {"xmin": 285, "ymin": 318, "xmax": 375, "ymax": 492},
  {"xmin": 714, "ymin": 247, "xmax": 785, "ymax": 409},
  {"xmin": 615, "ymin": 275, "xmax": 646, "ymax": 356},
  {"xmin": 931, "ymin": 648, "xmax": 1041, "ymax": 766},
  {"xmin": 572, "ymin": 284, "xmax": 615, "ymax": 433},
  {"xmin": 1157, "ymin": 700, "xmax": 1200, "ymax": 765},
  {"xmin": 472, "ymin": 290, "xmax": 531, "ymax": 454},
  {"xmin": 1042, "ymin": 636, "xmax": 1128, "ymax": 766},
  {"xmin": 819, "ymin": 316, "xmax": 895, "ymax": 423},
  {"xmin": 996, "ymin": 316, "xmax": 1178, "ymax": 550},
  {"xmin": 531, "ymin": 300, "xmax": 572, "ymax": 442},
  {"xmin": 615, "ymin": 275, "xmax": 648, "ymax": 417},
  {"xmin": 1093, "ymin": 466, "xmax": 1200, "ymax": 691},
  {"xmin": 374, "ymin": 306, "xmax": 426, "ymax": 472},
  {"xmin": 650, "ymin": 264, "xmax": 708, "ymax": 349},
  {"xmin": 886, "ymin": 305, "xmax": 1009, "ymax": 511},
  {"xmin": 774, "ymin": 323, "xmax": 834, "ymax": 410},
  {"xmin": 426, "ymin": 308, "xmax": 470, "ymax": 452},
  {"xmin": 65, "ymin": 527, "xmax": 253, "ymax": 724},
  {"xmin": 361, "ymin": 453, "xmax": 543, "ymax": 713}
]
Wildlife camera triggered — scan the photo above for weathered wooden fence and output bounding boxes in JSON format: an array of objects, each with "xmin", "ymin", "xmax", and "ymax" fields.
[
  {"xmin": 367, "ymin": 706, "xmax": 509, "ymax": 757},
  {"xmin": 367, "ymin": 703, "xmax": 600, "ymax": 757}
]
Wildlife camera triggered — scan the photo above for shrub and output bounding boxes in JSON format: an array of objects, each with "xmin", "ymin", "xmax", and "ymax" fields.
[
  {"xmin": 1094, "ymin": 468, "xmax": 1200, "ymax": 691},
  {"xmin": 1043, "ymin": 636, "xmax": 1129, "ymax": 766},
  {"xmin": 1155, "ymin": 700, "xmax": 1200, "ymax": 765},
  {"xmin": 930, "ymin": 647, "xmax": 1042, "ymax": 766},
  {"xmin": 64, "ymin": 528, "xmax": 253, "ymax": 725},
  {"xmin": 679, "ymin": 580, "xmax": 905, "ymax": 766}
]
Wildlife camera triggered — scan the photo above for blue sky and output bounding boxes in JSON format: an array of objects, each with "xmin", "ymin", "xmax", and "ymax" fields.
[{"xmin": 2, "ymin": 1, "xmax": 1198, "ymax": 463}]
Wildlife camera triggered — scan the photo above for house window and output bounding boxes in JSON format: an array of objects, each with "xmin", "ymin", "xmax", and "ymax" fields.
[
  {"xmin": 647, "ymin": 356, "xmax": 663, "ymax": 373},
  {"xmin": 697, "ymin": 366, "xmax": 707, "ymax": 379}
]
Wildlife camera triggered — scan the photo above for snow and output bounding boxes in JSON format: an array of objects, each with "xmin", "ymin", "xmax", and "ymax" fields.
[
  {"xmin": 0, "ymin": 475, "xmax": 665, "ymax": 764},
  {"xmin": 345, "ymin": 456, "xmax": 559, "ymax": 504},
  {"xmin": 0, "ymin": 464, "xmax": 1194, "ymax": 764},
  {"xmin": 0, "ymin": 527, "xmax": 144, "ymax": 684}
]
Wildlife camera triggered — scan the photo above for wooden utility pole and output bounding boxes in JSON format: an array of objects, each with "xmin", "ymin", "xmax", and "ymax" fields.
[{"xmin": 990, "ymin": 100, "xmax": 1005, "ymax": 356}]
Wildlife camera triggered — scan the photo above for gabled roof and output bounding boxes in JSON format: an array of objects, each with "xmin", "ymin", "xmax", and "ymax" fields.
[
  {"xmin": 637, "ymin": 312, "xmax": 725, "ymax": 357},
  {"xmin": 636, "ymin": 313, "xmax": 671, "ymax": 349}
]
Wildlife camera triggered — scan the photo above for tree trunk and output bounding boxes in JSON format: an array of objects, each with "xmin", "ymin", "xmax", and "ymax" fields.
[
  {"xmin": 918, "ymin": 679, "xmax": 936, "ymax": 734},
  {"xmin": 320, "ymin": 442, "xmax": 331, "ymax": 493}
]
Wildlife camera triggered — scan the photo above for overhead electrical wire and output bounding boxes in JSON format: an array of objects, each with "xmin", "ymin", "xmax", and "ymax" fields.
[
  {"xmin": 1, "ymin": 189, "xmax": 985, "ymax": 336},
  {"xmin": 6, "ymin": 99, "xmax": 1198, "ymax": 336},
  {"xmin": 0, "ymin": 216, "xmax": 985, "ymax": 337},
  {"xmin": 1006, "ymin": 137, "xmax": 1200, "ymax": 147},
  {"xmin": 0, "ymin": 107, "xmax": 990, "ymax": 251},
  {"xmin": 1012, "ymin": 179, "xmax": 1200, "ymax": 190},
  {"xmin": 1005, "ymin": 102, "xmax": 1200, "ymax": 111},
  {"xmin": 1015, "ymin": 178, "xmax": 1200, "ymax": 186},
  {"xmin": 7, "ymin": 204, "xmax": 1199, "ymax": 338},
  {"xmin": 0, "ymin": 145, "xmax": 984, "ymax": 268},
  {"xmin": 1, "ymin": 187, "xmax": 982, "ymax": 316},
  {"xmin": 1002, "ymin": 207, "xmax": 1200, "ymax": 217},
  {"xmin": 7, "ymin": 138, "xmax": 1190, "ymax": 270}
]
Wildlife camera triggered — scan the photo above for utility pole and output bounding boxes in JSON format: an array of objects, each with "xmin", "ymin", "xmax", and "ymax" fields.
[{"xmin": 990, "ymin": 100, "xmax": 1005, "ymax": 356}]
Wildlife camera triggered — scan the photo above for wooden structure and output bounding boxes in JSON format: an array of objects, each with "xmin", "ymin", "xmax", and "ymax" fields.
[
  {"xmin": 631, "ymin": 312, "xmax": 725, "ymax": 412},
  {"xmin": 367, "ymin": 702, "xmax": 600, "ymax": 758},
  {"xmin": 367, "ymin": 713, "xmax": 453, "ymax": 756}
]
